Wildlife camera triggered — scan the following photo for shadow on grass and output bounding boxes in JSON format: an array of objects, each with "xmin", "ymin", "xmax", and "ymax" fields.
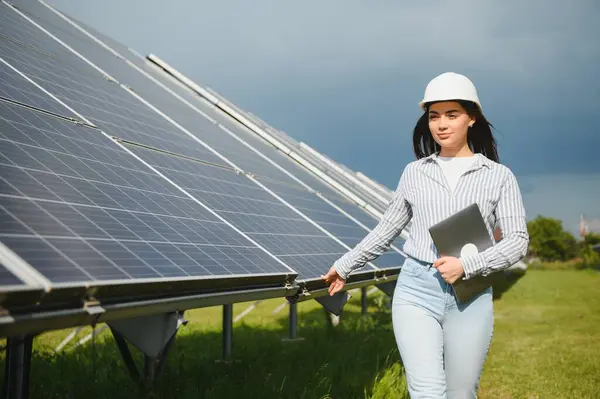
[
  {"xmin": 492, "ymin": 271, "xmax": 525, "ymax": 300},
  {"xmin": 16, "ymin": 298, "xmax": 408, "ymax": 399}
]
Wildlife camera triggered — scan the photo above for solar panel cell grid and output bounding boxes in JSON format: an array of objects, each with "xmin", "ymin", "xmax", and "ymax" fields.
[
  {"xmin": 6, "ymin": 2, "xmax": 398, "ymax": 242},
  {"xmin": 0, "ymin": 99, "xmax": 291, "ymax": 284},
  {"xmin": 11, "ymin": 2, "xmax": 372, "ymax": 205},
  {"xmin": 299, "ymin": 148, "xmax": 389, "ymax": 209},
  {"xmin": 0, "ymin": 60, "xmax": 77, "ymax": 118},
  {"xmin": 0, "ymin": 6, "xmax": 228, "ymax": 166},
  {"xmin": 3, "ymin": 2, "xmax": 306, "ymax": 184},
  {"xmin": 126, "ymin": 145, "xmax": 355, "ymax": 280},
  {"xmin": 263, "ymin": 184, "xmax": 406, "ymax": 269},
  {"xmin": 255, "ymin": 178, "xmax": 373, "ymax": 246},
  {"xmin": 318, "ymin": 195, "xmax": 407, "ymax": 265},
  {"xmin": 0, "ymin": 260, "xmax": 26, "ymax": 287},
  {"xmin": 0, "ymin": 2, "xmax": 393, "ymax": 289}
]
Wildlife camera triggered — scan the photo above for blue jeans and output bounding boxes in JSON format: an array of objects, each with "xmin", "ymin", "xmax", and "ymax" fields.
[{"xmin": 392, "ymin": 257, "xmax": 494, "ymax": 399}]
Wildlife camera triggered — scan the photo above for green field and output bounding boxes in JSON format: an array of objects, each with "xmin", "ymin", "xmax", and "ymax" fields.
[{"xmin": 2, "ymin": 269, "xmax": 599, "ymax": 398}]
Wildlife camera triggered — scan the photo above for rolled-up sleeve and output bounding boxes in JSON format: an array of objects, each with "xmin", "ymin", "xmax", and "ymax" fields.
[
  {"xmin": 332, "ymin": 167, "xmax": 413, "ymax": 280},
  {"xmin": 460, "ymin": 170, "xmax": 530, "ymax": 279}
]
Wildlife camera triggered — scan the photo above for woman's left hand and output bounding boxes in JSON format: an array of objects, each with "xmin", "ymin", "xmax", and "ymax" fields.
[{"xmin": 432, "ymin": 256, "xmax": 465, "ymax": 284}]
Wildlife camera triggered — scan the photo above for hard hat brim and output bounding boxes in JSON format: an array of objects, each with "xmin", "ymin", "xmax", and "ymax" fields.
[{"xmin": 419, "ymin": 99, "xmax": 482, "ymax": 112}]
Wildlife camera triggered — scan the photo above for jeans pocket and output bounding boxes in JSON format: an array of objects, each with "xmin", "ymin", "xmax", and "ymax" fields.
[{"xmin": 400, "ymin": 259, "xmax": 423, "ymax": 278}]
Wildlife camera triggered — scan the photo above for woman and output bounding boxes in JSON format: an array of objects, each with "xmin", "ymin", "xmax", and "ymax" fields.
[{"xmin": 321, "ymin": 72, "xmax": 529, "ymax": 399}]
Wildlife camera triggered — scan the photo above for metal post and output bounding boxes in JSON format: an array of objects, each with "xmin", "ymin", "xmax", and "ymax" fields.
[
  {"xmin": 144, "ymin": 356, "xmax": 156, "ymax": 386},
  {"xmin": 281, "ymin": 301, "xmax": 303, "ymax": 342},
  {"xmin": 361, "ymin": 287, "xmax": 368, "ymax": 315},
  {"xmin": 222, "ymin": 304, "xmax": 233, "ymax": 360},
  {"xmin": 155, "ymin": 332, "xmax": 177, "ymax": 378},
  {"xmin": 111, "ymin": 329, "xmax": 140, "ymax": 383},
  {"xmin": 2, "ymin": 335, "xmax": 33, "ymax": 399},
  {"xmin": 289, "ymin": 302, "xmax": 298, "ymax": 340}
]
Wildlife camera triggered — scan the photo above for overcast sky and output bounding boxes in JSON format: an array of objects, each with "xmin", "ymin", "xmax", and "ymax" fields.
[{"xmin": 49, "ymin": 0, "xmax": 600, "ymax": 235}]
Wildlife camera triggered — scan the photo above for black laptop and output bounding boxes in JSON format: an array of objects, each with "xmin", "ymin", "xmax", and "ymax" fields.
[{"xmin": 428, "ymin": 203, "xmax": 504, "ymax": 303}]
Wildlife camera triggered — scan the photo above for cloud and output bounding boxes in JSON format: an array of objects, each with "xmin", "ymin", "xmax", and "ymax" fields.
[
  {"xmin": 47, "ymin": 3, "xmax": 600, "ymax": 142},
  {"xmin": 49, "ymin": 1, "xmax": 599, "ymax": 88},
  {"xmin": 48, "ymin": 0, "xmax": 599, "ymax": 121}
]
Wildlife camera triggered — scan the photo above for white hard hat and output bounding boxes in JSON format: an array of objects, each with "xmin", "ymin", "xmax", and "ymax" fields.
[{"xmin": 419, "ymin": 72, "xmax": 482, "ymax": 111}]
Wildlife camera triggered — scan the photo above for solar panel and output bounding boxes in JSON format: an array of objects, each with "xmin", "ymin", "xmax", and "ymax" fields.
[
  {"xmin": 11, "ymin": 1, "xmax": 357, "ymax": 202},
  {"xmin": 187, "ymin": 83, "xmax": 394, "ymax": 214},
  {"xmin": 202, "ymin": 86, "xmax": 303, "ymax": 151},
  {"xmin": 0, "ymin": 58, "xmax": 77, "ymax": 119},
  {"xmin": 165, "ymin": 73, "xmax": 393, "ymax": 215},
  {"xmin": 0, "ymin": 258, "xmax": 25, "ymax": 287},
  {"xmin": 124, "ymin": 144, "xmax": 375, "ymax": 281},
  {"xmin": 115, "ymin": 66, "xmax": 408, "ymax": 272},
  {"xmin": 0, "ymin": 97, "xmax": 295, "ymax": 300},
  {"xmin": 112, "ymin": 51, "xmax": 408, "ymax": 275},
  {"xmin": 250, "ymin": 127, "xmax": 413, "ymax": 262},
  {"xmin": 3, "ymin": 1, "xmax": 297, "ymax": 180},
  {"xmin": 170, "ymin": 80, "xmax": 400, "ymax": 230},
  {"xmin": 0, "ymin": 5, "xmax": 229, "ymax": 168},
  {"xmin": 11, "ymin": 1, "xmax": 381, "ymax": 213},
  {"xmin": 255, "ymin": 177, "xmax": 407, "ymax": 268},
  {"xmin": 185, "ymin": 85, "xmax": 410, "ymax": 247},
  {"xmin": 1, "ymin": 1, "xmax": 405, "ymax": 282},
  {"xmin": 318, "ymin": 192, "xmax": 407, "ymax": 249},
  {"xmin": 354, "ymin": 171, "xmax": 394, "ymax": 200},
  {"xmin": 0, "ymin": 1, "xmax": 410, "ymax": 325},
  {"xmin": 0, "ymin": 5, "xmax": 415, "ymax": 350},
  {"xmin": 0, "ymin": 249, "xmax": 45, "ymax": 309},
  {"xmin": 142, "ymin": 68, "xmax": 370, "ymax": 209},
  {"xmin": 1, "ymin": 4, "xmax": 289, "ymax": 198},
  {"xmin": 113, "ymin": 61, "xmax": 406, "ymax": 260},
  {"xmin": 298, "ymin": 144, "xmax": 390, "ymax": 211}
]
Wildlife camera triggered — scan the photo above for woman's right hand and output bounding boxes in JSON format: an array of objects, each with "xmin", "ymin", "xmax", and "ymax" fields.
[{"xmin": 321, "ymin": 265, "xmax": 346, "ymax": 296}]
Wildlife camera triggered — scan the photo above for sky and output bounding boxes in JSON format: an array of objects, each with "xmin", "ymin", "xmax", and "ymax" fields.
[{"xmin": 49, "ymin": 0, "xmax": 600, "ymax": 236}]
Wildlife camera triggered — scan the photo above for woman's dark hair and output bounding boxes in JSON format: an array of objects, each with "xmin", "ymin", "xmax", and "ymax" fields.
[{"xmin": 412, "ymin": 99, "xmax": 499, "ymax": 162}]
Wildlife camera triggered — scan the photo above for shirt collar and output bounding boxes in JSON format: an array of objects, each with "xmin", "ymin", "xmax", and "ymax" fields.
[{"xmin": 421, "ymin": 152, "xmax": 494, "ymax": 170}]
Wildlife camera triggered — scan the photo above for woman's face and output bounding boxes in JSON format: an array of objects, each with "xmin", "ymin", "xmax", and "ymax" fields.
[{"xmin": 428, "ymin": 101, "xmax": 475, "ymax": 150}]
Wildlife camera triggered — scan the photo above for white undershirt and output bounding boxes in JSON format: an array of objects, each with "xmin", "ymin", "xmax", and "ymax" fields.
[{"xmin": 436, "ymin": 155, "xmax": 476, "ymax": 193}]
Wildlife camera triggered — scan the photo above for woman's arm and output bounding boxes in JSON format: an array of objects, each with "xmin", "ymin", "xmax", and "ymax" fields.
[
  {"xmin": 460, "ymin": 169, "xmax": 530, "ymax": 279},
  {"xmin": 333, "ymin": 166, "xmax": 413, "ymax": 280}
]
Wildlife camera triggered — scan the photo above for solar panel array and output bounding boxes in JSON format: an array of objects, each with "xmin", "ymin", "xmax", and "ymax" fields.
[
  {"xmin": 0, "ymin": 0, "xmax": 407, "ymax": 332},
  {"xmin": 187, "ymin": 82, "xmax": 396, "ymax": 216},
  {"xmin": 172, "ymin": 79, "xmax": 410, "ymax": 249}
]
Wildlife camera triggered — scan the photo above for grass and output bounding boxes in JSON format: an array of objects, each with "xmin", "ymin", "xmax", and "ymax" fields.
[
  {"xmin": 1, "ymin": 269, "xmax": 599, "ymax": 398},
  {"xmin": 477, "ymin": 269, "xmax": 600, "ymax": 399},
  {"xmin": 528, "ymin": 259, "xmax": 600, "ymax": 271}
]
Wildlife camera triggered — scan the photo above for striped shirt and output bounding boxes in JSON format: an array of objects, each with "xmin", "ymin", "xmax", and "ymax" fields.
[{"xmin": 333, "ymin": 152, "xmax": 530, "ymax": 280}]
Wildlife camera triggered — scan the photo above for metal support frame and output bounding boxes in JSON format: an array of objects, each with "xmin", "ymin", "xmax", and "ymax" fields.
[
  {"xmin": 108, "ymin": 312, "xmax": 185, "ymax": 390},
  {"xmin": 361, "ymin": 287, "xmax": 368, "ymax": 315},
  {"xmin": 1, "ymin": 283, "xmax": 296, "ymax": 338},
  {"xmin": 282, "ymin": 302, "xmax": 303, "ymax": 342},
  {"xmin": 112, "ymin": 330, "xmax": 141, "ymax": 382},
  {"xmin": 289, "ymin": 302, "xmax": 298, "ymax": 339},
  {"xmin": 1, "ymin": 335, "xmax": 34, "ymax": 399},
  {"xmin": 221, "ymin": 304, "xmax": 233, "ymax": 361},
  {"xmin": 111, "ymin": 328, "xmax": 177, "ymax": 390}
]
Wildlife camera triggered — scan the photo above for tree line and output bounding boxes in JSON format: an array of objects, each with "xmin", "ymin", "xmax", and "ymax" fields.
[{"xmin": 525, "ymin": 216, "xmax": 600, "ymax": 267}]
